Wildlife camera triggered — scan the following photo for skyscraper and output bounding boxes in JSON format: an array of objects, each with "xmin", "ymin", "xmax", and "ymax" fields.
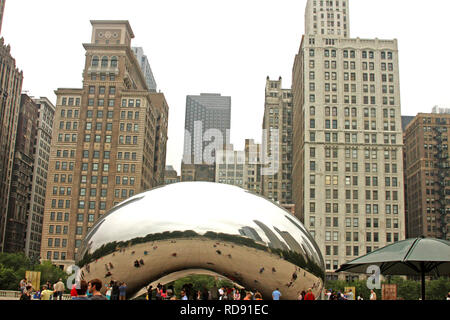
[
  {"xmin": 292, "ymin": 0, "xmax": 405, "ymax": 278},
  {"xmin": 0, "ymin": 0, "xmax": 5, "ymax": 35},
  {"xmin": 0, "ymin": 38, "xmax": 23, "ymax": 253},
  {"xmin": 262, "ymin": 77, "xmax": 293, "ymax": 206},
  {"xmin": 215, "ymin": 139, "xmax": 262, "ymax": 195},
  {"xmin": 182, "ymin": 93, "xmax": 231, "ymax": 182},
  {"xmin": 4, "ymin": 94, "xmax": 38, "ymax": 253},
  {"xmin": 404, "ymin": 111, "xmax": 449, "ymax": 241},
  {"xmin": 24, "ymin": 97, "xmax": 55, "ymax": 259},
  {"xmin": 131, "ymin": 47, "xmax": 157, "ymax": 92},
  {"xmin": 40, "ymin": 21, "xmax": 169, "ymax": 269}
]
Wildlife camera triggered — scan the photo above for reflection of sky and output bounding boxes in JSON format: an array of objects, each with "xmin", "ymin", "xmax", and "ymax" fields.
[{"xmin": 87, "ymin": 183, "xmax": 319, "ymax": 256}]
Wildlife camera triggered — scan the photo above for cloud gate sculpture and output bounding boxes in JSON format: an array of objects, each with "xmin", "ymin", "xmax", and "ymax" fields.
[{"xmin": 77, "ymin": 182, "xmax": 325, "ymax": 300}]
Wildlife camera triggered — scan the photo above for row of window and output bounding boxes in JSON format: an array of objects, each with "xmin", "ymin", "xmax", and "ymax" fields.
[
  {"xmin": 48, "ymin": 225, "xmax": 68, "ymax": 235},
  {"xmin": 91, "ymin": 56, "xmax": 118, "ymax": 68},
  {"xmin": 309, "ymin": 201, "xmax": 400, "ymax": 214},
  {"xmin": 309, "ymin": 94, "xmax": 395, "ymax": 105},
  {"xmin": 61, "ymin": 98, "xmax": 80, "ymax": 106},
  {"xmin": 310, "ymin": 106, "xmax": 397, "ymax": 118},
  {"xmin": 88, "ymin": 86, "xmax": 116, "ymax": 95},
  {"xmin": 309, "ymin": 48, "xmax": 394, "ymax": 60},
  {"xmin": 78, "ymin": 201, "xmax": 107, "ymax": 210},
  {"xmin": 46, "ymin": 251, "xmax": 66, "ymax": 261},
  {"xmin": 60, "ymin": 109, "xmax": 79, "ymax": 118}
]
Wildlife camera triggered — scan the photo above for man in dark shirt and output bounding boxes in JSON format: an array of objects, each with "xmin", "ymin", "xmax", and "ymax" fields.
[
  {"xmin": 88, "ymin": 279, "xmax": 107, "ymax": 300},
  {"xmin": 111, "ymin": 281, "xmax": 120, "ymax": 300}
]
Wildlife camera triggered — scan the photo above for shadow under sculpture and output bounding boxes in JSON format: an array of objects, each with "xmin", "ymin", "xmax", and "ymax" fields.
[{"xmin": 77, "ymin": 182, "xmax": 325, "ymax": 300}]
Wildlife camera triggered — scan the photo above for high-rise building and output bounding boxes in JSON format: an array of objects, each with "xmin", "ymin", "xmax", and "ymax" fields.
[
  {"xmin": 149, "ymin": 92, "xmax": 169, "ymax": 186},
  {"xmin": 262, "ymin": 77, "xmax": 293, "ymax": 205},
  {"xmin": 404, "ymin": 112, "xmax": 449, "ymax": 241},
  {"xmin": 0, "ymin": 38, "xmax": 23, "ymax": 253},
  {"xmin": 0, "ymin": 0, "xmax": 5, "ymax": 35},
  {"xmin": 131, "ymin": 47, "xmax": 157, "ymax": 92},
  {"xmin": 244, "ymin": 139, "xmax": 262, "ymax": 194},
  {"xmin": 292, "ymin": 0, "xmax": 405, "ymax": 278},
  {"xmin": 24, "ymin": 97, "xmax": 55, "ymax": 259},
  {"xmin": 215, "ymin": 147, "xmax": 245, "ymax": 188},
  {"xmin": 40, "ymin": 21, "xmax": 169, "ymax": 269},
  {"xmin": 215, "ymin": 140, "xmax": 263, "ymax": 195},
  {"xmin": 3, "ymin": 94, "xmax": 38, "ymax": 253},
  {"xmin": 181, "ymin": 93, "xmax": 231, "ymax": 182}
]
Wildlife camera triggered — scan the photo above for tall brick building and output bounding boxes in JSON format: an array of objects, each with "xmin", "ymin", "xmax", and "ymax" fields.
[
  {"xmin": 3, "ymin": 94, "xmax": 38, "ymax": 253},
  {"xmin": 404, "ymin": 112, "xmax": 449, "ymax": 240},
  {"xmin": 0, "ymin": 38, "xmax": 23, "ymax": 253},
  {"xmin": 40, "ymin": 21, "xmax": 169, "ymax": 268},
  {"xmin": 262, "ymin": 77, "xmax": 293, "ymax": 205}
]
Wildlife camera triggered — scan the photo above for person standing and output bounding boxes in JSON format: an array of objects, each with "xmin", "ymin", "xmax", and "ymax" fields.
[
  {"xmin": 119, "ymin": 282, "xmax": 127, "ymax": 300},
  {"xmin": 70, "ymin": 284, "xmax": 78, "ymax": 298},
  {"xmin": 40, "ymin": 285, "xmax": 54, "ymax": 300},
  {"xmin": 243, "ymin": 292, "xmax": 252, "ymax": 300},
  {"xmin": 304, "ymin": 288, "xmax": 316, "ymax": 300},
  {"xmin": 19, "ymin": 278, "xmax": 27, "ymax": 293},
  {"xmin": 370, "ymin": 290, "xmax": 377, "ymax": 300},
  {"xmin": 181, "ymin": 290, "xmax": 188, "ymax": 300},
  {"xmin": 346, "ymin": 289, "xmax": 354, "ymax": 300},
  {"xmin": 72, "ymin": 281, "xmax": 90, "ymax": 300},
  {"xmin": 233, "ymin": 289, "xmax": 241, "ymax": 301},
  {"xmin": 88, "ymin": 279, "xmax": 107, "ymax": 300},
  {"xmin": 272, "ymin": 288, "xmax": 281, "ymax": 300},
  {"xmin": 20, "ymin": 285, "xmax": 32, "ymax": 300},
  {"xmin": 105, "ymin": 284, "xmax": 112, "ymax": 300},
  {"xmin": 146, "ymin": 285, "xmax": 153, "ymax": 301},
  {"xmin": 53, "ymin": 278, "xmax": 65, "ymax": 300},
  {"xmin": 111, "ymin": 281, "xmax": 120, "ymax": 300},
  {"xmin": 447, "ymin": 292, "xmax": 450, "ymax": 300}
]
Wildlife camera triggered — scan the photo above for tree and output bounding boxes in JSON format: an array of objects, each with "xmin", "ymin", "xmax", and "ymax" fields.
[
  {"xmin": 0, "ymin": 265, "xmax": 21, "ymax": 290},
  {"xmin": 0, "ymin": 253, "xmax": 69, "ymax": 292}
]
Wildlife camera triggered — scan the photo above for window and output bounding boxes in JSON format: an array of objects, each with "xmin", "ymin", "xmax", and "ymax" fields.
[
  {"xmin": 111, "ymin": 57, "xmax": 118, "ymax": 67},
  {"xmin": 101, "ymin": 56, "xmax": 108, "ymax": 67}
]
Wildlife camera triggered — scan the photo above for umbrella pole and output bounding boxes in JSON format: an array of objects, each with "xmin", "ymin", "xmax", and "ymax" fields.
[{"xmin": 421, "ymin": 263, "xmax": 425, "ymax": 301}]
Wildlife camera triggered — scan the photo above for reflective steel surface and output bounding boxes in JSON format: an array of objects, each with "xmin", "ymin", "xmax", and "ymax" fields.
[{"xmin": 77, "ymin": 182, "xmax": 325, "ymax": 300}]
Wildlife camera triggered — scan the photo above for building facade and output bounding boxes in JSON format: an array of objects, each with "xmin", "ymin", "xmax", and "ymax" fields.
[
  {"xmin": 4, "ymin": 94, "xmax": 38, "ymax": 253},
  {"xmin": 131, "ymin": 47, "xmax": 157, "ymax": 92},
  {"xmin": 164, "ymin": 165, "xmax": 180, "ymax": 185},
  {"xmin": 292, "ymin": 0, "xmax": 405, "ymax": 277},
  {"xmin": 181, "ymin": 93, "xmax": 231, "ymax": 182},
  {"xmin": 40, "ymin": 21, "xmax": 168, "ymax": 269},
  {"xmin": 0, "ymin": 38, "xmax": 23, "ymax": 252},
  {"xmin": 262, "ymin": 77, "xmax": 293, "ymax": 205},
  {"xmin": 215, "ymin": 139, "xmax": 262, "ymax": 195},
  {"xmin": 404, "ymin": 112, "xmax": 450, "ymax": 241},
  {"xmin": 24, "ymin": 97, "xmax": 55, "ymax": 259},
  {"xmin": 0, "ymin": 0, "xmax": 5, "ymax": 35}
]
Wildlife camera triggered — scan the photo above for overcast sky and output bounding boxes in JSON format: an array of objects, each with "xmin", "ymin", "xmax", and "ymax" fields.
[{"xmin": 2, "ymin": 0, "xmax": 450, "ymax": 173}]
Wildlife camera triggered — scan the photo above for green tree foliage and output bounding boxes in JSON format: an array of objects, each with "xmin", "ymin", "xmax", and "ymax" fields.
[
  {"xmin": 34, "ymin": 260, "xmax": 68, "ymax": 288},
  {"xmin": 0, "ymin": 253, "xmax": 68, "ymax": 291},
  {"xmin": 171, "ymin": 275, "xmax": 234, "ymax": 298}
]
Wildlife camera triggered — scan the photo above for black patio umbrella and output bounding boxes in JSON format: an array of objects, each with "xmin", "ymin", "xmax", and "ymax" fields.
[{"xmin": 336, "ymin": 237, "xmax": 450, "ymax": 300}]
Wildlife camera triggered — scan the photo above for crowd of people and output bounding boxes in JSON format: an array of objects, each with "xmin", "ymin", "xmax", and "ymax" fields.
[{"xmin": 18, "ymin": 275, "xmax": 321, "ymax": 301}]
